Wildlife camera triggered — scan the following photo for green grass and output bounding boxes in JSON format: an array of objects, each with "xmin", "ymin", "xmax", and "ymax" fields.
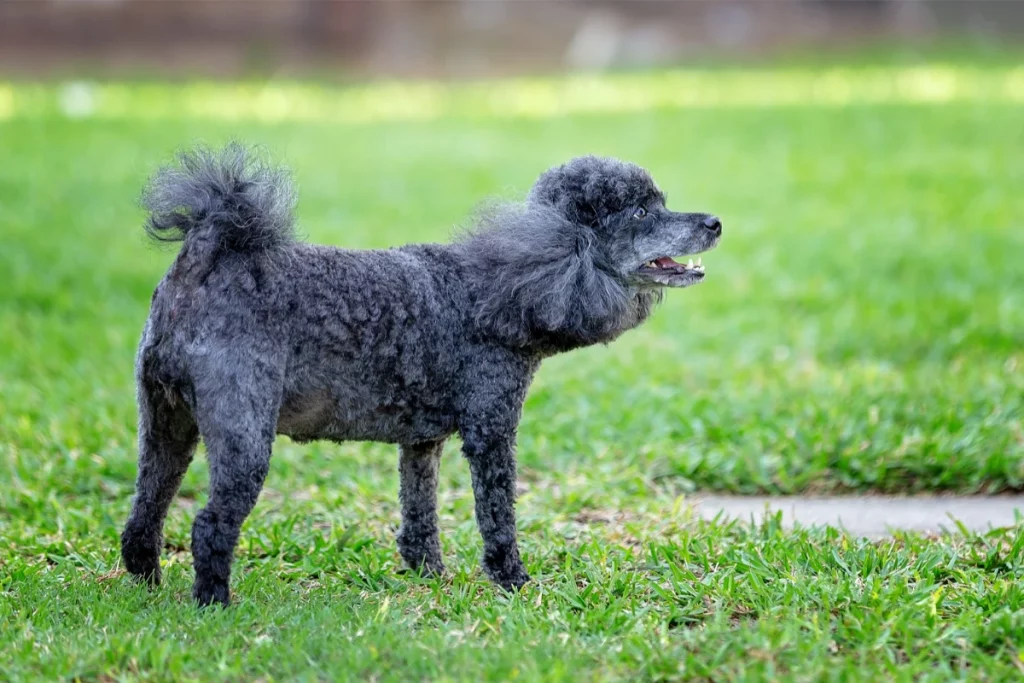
[{"xmin": 1, "ymin": 54, "xmax": 1023, "ymax": 680}]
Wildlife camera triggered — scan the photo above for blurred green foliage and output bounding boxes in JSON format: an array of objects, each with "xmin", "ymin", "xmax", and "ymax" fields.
[{"xmin": 1, "ymin": 56, "xmax": 1022, "ymax": 679}]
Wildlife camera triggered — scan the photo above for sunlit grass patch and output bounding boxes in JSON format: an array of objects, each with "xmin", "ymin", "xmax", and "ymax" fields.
[
  {"xmin": 3, "ymin": 506, "xmax": 1024, "ymax": 680},
  {"xmin": 3, "ymin": 65, "xmax": 1024, "ymax": 124},
  {"xmin": 1, "ymin": 50, "xmax": 1023, "ymax": 680}
]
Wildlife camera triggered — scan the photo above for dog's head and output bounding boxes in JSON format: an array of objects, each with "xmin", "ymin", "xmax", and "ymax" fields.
[
  {"xmin": 528, "ymin": 156, "xmax": 721, "ymax": 289},
  {"xmin": 461, "ymin": 156, "xmax": 722, "ymax": 350}
]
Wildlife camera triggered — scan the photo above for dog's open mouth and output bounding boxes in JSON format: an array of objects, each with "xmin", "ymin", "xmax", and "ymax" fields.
[
  {"xmin": 643, "ymin": 256, "xmax": 704, "ymax": 274},
  {"xmin": 635, "ymin": 255, "xmax": 706, "ymax": 287}
]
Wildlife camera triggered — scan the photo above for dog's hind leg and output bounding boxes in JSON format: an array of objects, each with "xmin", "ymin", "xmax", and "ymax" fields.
[
  {"xmin": 121, "ymin": 378, "xmax": 199, "ymax": 586},
  {"xmin": 189, "ymin": 363, "xmax": 282, "ymax": 607},
  {"xmin": 397, "ymin": 439, "xmax": 446, "ymax": 576}
]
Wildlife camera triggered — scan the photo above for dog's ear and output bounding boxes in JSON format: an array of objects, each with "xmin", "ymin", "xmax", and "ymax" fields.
[
  {"xmin": 528, "ymin": 162, "xmax": 602, "ymax": 228},
  {"xmin": 528, "ymin": 156, "xmax": 656, "ymax": 230},
  {"xmin": 462, "ymin": 203, "xmax": 638, "ymax": 347}
]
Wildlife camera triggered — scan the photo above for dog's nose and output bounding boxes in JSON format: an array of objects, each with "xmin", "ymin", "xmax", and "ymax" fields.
[{"xmin": 703, "ymin": 216, "xmax": 722, "ymax": 236}]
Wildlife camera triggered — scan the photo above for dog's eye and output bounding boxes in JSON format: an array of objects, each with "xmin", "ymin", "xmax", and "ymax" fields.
[{"xmin": 633, "ymin": 206, "xmax": 647, "ymax": 219}]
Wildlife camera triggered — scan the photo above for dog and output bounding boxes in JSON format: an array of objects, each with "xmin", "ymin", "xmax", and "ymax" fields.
[{"xmin": 120, "ymin": 143, "xmax": 722, "ymax": 606}]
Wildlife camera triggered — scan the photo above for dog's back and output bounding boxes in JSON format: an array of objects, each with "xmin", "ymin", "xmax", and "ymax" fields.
[
  {"xmin": 139, "ymin": 144, "xmax": 474, "ymax": 447},
  {"xmin": 270, "ymin": 242, "xmax": 469, "ymax": 444}
]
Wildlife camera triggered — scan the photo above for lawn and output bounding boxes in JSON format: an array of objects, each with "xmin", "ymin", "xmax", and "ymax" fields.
[{"xmin": 1, "ymin": 52, "xmax": 1023, "ymax": 680}]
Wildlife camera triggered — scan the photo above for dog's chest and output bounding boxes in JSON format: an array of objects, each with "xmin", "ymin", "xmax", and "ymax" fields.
[{"xmin": 276, "ymin": 386, "xmax": 457, "ymax": 445}]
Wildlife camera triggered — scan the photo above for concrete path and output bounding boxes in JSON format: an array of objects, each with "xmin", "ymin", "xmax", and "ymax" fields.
[{"xmin": 691, "ymin": 495, "xmax": 1024, "ymax": 537}]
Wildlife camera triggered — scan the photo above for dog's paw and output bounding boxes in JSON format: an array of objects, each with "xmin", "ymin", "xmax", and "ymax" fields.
[
  {"xmin": 192, "ymin": 579, "xmax": 231, "ymax": 608},
  {"xmin": 488, "ymin": 565, "xmax": 531, "ymax": 592},
  {"xmin": 398, "ymin": 545, "xmax": 447, "ymax": 579},
  {"xmin": 121, "ymin": 539, "xmax": 162, "ymax": 587},
  {"xmin": 124, "ymin": 559, "xmax": 162, "ymax": 587},
  {"xmin": 403, "ymin": 558, "xmax": 447, "ymax": 579},
  {"xmin": 425, "ymin": 560, "xmax": 447, "ymax": 578},
  {"xmin": 482, "ymin": 545, "xmax": 531, "ymax": 591}
]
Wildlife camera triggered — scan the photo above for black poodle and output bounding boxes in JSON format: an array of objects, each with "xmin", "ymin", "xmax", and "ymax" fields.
[{"xmin": 120, "ymin": 143, "xmax": 722, "ymax": 606}]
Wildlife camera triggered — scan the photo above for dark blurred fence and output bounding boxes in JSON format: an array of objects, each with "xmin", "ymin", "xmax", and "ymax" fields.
[{"xmin": 0, "ymin": 0, "xmax": 1020, "ymax": 78}]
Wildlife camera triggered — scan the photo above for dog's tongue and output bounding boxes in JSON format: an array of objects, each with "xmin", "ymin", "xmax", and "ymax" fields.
[{"xmin": 654, "ymin": 256, "xmax": 679, "ymax": 268}]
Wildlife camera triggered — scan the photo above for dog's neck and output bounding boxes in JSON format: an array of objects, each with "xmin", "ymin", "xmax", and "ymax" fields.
[
  {"xmin": 453, "ymin": 206, "xmax": 662, "ymax": 354},
  {"xmin": 472, "ymin": 278, "xmax": 661, "ymax": 356}
]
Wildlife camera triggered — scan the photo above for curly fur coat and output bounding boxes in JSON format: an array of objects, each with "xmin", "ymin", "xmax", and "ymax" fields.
[{"xmin": 120, "ymin": 144, "xmax": 722, "ymax": 605}]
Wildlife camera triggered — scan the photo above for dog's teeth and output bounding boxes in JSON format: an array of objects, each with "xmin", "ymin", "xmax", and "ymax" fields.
[
  {"xmin": 687, "ymin": 258, "xmax": 694, "ymax": 268},
  {"xmin": 696, "ymin": 257, "xmax": 702, "ymax": 267}
]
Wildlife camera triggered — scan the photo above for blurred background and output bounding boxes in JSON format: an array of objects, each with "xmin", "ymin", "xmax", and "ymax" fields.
[
  {"xmin": 2, "ymin": 4, "xmax": 1023, "ymax": 674},
  {"xmin": 1, "ymin": 0, "xmax": 1021, "ymax": 79}
]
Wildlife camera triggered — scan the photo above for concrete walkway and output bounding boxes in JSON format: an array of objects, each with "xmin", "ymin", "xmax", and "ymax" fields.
[{"xmin": 691, "ymin": 495, "xmax": 1024, "ymax": 537}]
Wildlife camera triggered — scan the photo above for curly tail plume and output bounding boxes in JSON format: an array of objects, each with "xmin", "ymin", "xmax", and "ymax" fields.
[{"xmin": 142, "ymin": 142, "xmax": 296, "ymax": 255}]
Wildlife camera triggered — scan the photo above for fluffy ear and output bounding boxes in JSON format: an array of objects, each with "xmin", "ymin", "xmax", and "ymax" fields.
[
  {"xmin": 459, "ymin": 202, "xmax": 641, "ymax": 348},
  {"xmin": 528, "ymin": 161, "xmax": 601, "ymax": 227},
  {"xmin": 528, "ymin": 156, "xmax": 656, "ymax": 229}
]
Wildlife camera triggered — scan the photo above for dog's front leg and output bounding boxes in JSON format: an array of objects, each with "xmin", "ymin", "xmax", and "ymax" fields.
[
  {"xmin": 462, "ymin": 430, "xmax": 531, "ymax": 591},
  {"xmin": 397, "ymin": 439, "xmax": 446, "ymax": 576}
]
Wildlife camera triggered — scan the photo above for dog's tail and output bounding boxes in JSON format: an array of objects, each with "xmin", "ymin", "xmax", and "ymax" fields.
[{"xmin": 141, "ymin": 142, "xmax": 296, "ymax": 256}]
